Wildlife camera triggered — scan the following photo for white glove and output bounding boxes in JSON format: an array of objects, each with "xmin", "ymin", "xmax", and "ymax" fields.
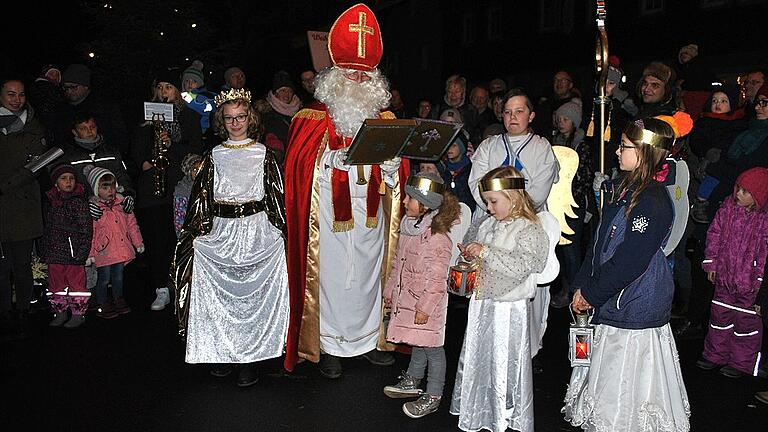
[
  {"xmin": 329, "ymin": 148, "xmax": 351, "ymax": 171},
  {"xmin": 136, "ymin": 244, "xmax": 145, "ymax": 254},
  {"xmin": 379, "ymin": 157, "xmax": 401, "ymax": 176},
  {"xmin": 85, "ymin": 257, "xmax": 95, "ymax": 266},
  {"xmin": 593, "ymin": 171, "xmax": 609, "ymax": 193}
]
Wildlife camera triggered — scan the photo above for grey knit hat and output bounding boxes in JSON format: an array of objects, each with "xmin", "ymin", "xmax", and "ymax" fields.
[
  {"xmin": 555, "ymin": 100, "xmax": 582, "ymax": 129},
  {"xmin": 405, "ymin": 172, "xmax": 445, "ymax": 210}
]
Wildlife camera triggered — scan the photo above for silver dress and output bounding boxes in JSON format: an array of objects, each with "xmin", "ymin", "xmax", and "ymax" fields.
[{"xmin": 185, "ymin": 142, "xmax": 290, "ymax": 364}]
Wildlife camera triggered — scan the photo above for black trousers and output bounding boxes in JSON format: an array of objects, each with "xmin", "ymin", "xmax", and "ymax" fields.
[
  {"xmin": 135, "ymin": 204, "xmax": 176, "ymax": 290},
  {"xmin": 0, "ymin": 239, "xmax": 34, "ymax": 313}
]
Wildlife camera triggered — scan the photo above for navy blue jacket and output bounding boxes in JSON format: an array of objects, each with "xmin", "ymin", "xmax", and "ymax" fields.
[{"xmin": 572, "ymin": 178, "xmax": 674, "ymax": 329}]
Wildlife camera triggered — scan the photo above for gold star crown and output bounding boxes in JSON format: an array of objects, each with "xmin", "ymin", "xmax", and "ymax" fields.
[{"xmin": 214, "ymin": 88, "xmax": 252, "ymax": 107}]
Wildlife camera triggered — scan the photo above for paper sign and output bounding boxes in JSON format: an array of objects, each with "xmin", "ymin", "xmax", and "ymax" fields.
[
  {"xmin": 143, "ymin": 102, "xmax": 174, "ymax": 122},
  {"xmin": 308, "ymin": 31, "xmax": 331, "ymax": 72}
]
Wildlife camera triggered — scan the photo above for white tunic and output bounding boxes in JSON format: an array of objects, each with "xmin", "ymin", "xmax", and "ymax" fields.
[
  {"xmin": 185, "ymin": 142, "xmax": 290, "ymax": 363},
  {"xmin": 317, "ymin": 153, "xmax": 384, "ymax": 357},
  {"xmin": 468, "ymin": 132, "xmax": 560, "ymax": 357}
]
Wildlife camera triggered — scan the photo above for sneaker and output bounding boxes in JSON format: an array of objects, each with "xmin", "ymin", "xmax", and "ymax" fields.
[
  {"xmin": 756, "ymin": 390, "xmax": 768, "ymax": 405},
  {"xmin": 319, "ymin": 354, "xmax": 342, "ymax": 379},
  {"xmin": 96, "ymin": 302, "xmax": 118, "ymax": 319},
  {"xmin": 49, "ymin": 312, "xmax": 69, "ymax": 327},
  {"xmin": 114, "ymin": 297, "xmax": 131, "ymax": 315},
  {"xmin": 63, "ymin": 315, "xmax": 85, "ymax": 329},
  {"xmin": 383, "ymin": 372, "xmax": 423, "ymax": 398},
  {"xmin": 719, "ymin": 365, "xmax": 745, "ymax": 378},
  {"xmin": 691, "ymin": 199, "xmax": 710, "ymax": 224},
  {"xmin": 402, "ymin": 394, "xmax": 441, "ymax": 419},
  {"xmin": 361, "ymin": 349, "xmax": 395, "ymax": 366},
  {"xmin": 151, "ymin": 287, "xmax": 170, "ymax": 311},
  {"xmin": 696, "ymin": 357, "xmax": 721, "ymax": 371},
  {"xmin": 210, "ymin": 364, "xmax": 233, "ymax": 378}
]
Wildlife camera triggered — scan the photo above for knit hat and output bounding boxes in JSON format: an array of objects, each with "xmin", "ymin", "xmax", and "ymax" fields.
[
  {"xmin": 181, "ymin": 153, "xmax": 203, "ymax": 177},
  {"xmin": 440, "ymin": 108, "xmax": 463, "ymax": 123},
  {"xmin": 182, "ymin": 60, "xmax": 205, "ymax": 90},
  {"xmin": 708, "ymin": 84, "xmax": 740, "ymax": 112},
  {"xmin": 555, "ymin": 100, "xmax": 582, "ymax": 129},
  {"xmin": 736, "ymin": 167, "xmax": 768, "ymax": 210},
  {"xmin": 642, "ymin": 61, "xmax": 676, "ymax": 84},
  {"xmin": 224, "ymin": 67, "xmax": 244, "ymax": 84},
  {"xmin": 405, "ymin": 172, "xmax": 444, "ymax": 210},
  {"xmin": 678, "ymin": 44, "xmax": 699, "ymax": 63},
  {"xmin": 50, "ymin": 164, "xmax": 77, "ymax": 183},
  {"xmin": 83, "ymin": 164, "xmax": 115, "ymax": 197},
  {"xmin": 607, "ymin": 65, "xmax": 623, "ymax": 85},
  {"xmin": 271, "ymin": 70, "xmax": 295, "ymax": 93},
  {"xmin": 62, "ymin": 64, "xmax": 91, "ymax": 87},
  {"xmin": 757, "ymin": 83, "xmax": 768, "ymax": 100},
  {"xmin": 155, "ymin": 67, "xmax": 181, "ymax": 90}
]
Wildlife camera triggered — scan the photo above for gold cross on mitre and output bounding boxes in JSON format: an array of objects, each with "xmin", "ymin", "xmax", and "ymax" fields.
[{"xmin": 348, "ymin": 11, "xmax": 374, "ymax": 59}]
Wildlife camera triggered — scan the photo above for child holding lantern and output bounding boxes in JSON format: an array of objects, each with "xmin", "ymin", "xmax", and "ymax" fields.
[
  {"xmin": 563, "ymin": 115, "xmax": 692, "ymax": 431},
  {"xmin": 450, "ymin": 165, "xmax": 556, "ymax": 432}
]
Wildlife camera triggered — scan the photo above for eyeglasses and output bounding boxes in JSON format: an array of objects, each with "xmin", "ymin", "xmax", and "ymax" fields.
[
  {"xmin": 754, "ymin": 99, "xmax": 768, "ymax": 108},
  {"xmin": 554, "ymin": 77, "xmax": 572, "ymax": 83},
  {"xmin": 619, "ymin": 143, "xmax": 637, "ymax": 151},
  {"xmin": 223, "ymin": 114, "xmax": 248, "ymax": 124},
  {"xmin": 62, "ymin": 84, "xmax": 81, "ymax": 91}
]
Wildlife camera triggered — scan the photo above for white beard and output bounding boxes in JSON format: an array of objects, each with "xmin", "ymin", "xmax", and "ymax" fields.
[{"xmin": 314, "ymin": 66, "xmax": 391, "ymax": 138}]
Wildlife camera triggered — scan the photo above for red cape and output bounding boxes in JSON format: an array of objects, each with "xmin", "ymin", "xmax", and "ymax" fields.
[{"xmin": 283, "ymin": 106, "xmax": 410, "ymax": 371}]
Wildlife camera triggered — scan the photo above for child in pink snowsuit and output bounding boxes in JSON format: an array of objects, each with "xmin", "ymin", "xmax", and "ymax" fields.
[{"xmin": 699, "ymin": 167, "xmax": 768, "ymax": 378}]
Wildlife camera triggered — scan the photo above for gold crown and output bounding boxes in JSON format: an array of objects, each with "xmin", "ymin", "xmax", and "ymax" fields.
[
  {"xmin": 214, "ymin": 88, "xmax": 252, "ymax": 107},
  {"xmin": 623, "ymin": 121, "xmax": 674, "ymax": 150},
  {"xmin": 406, "ymin": 176, "xmax": 445, "ymax": 195},
  {"xmin": 479, "ymin": 177, "xmax": 525, "ymax": 193}
]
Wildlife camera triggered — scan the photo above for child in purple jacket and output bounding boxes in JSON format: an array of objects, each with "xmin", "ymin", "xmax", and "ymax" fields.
[{"xmin": 697, "ymin": 167, "xmax": 768, "ymax": 378}]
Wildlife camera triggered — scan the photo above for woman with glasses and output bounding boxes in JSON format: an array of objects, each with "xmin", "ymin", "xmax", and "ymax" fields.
[
  {"xmin": 173, "ymin": 88, "xmax": 288, "ymax": 388},
  {"xmin": 130, "ymin": 70, "xmax": 202, "ymax": 312}
]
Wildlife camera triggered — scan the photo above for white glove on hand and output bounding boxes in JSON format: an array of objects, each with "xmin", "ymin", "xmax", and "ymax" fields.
[
  {"xmin": 136, "ymin": 244, "xmax": 145, "ymax": 254},
  {"xmin": 593, "ymin": 171, "xmax": 609, "ymax": 193},
  {"xmin": 379, "ymin": 157, "xmax": 401, "ymax": 176},
  {"xmin": 329, "ymin": 148, "xmax": 351, "ymax": 171},
  {"xmin": 85, "ymin": 257, "xmax": 95, "ymax": 266}
]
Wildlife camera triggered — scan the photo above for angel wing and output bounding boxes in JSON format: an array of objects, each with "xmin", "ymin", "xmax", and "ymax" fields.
[{"xmin": 546, "ymin": 146, "xmax": 579, "ymax": 245}]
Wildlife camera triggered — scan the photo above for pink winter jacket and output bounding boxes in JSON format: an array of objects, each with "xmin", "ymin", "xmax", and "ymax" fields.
[
  {"xmin": 383, "ymin": 227, "xmax": 453, "ymax": 347},
  {"xmin": 89, "ymin": 196, "xmax": 144, "ymax": 268},
  {"xmin": 703, "ymin": 196, "xmax": 768, "ymax": 297}
]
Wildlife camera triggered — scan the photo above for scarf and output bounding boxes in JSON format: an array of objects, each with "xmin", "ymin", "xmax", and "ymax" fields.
[
  {"xmin": 267, "ymin": 91, "xmax": 302, "ymax": 117},
  {"xmin": 445, "ymin": 155, "xmax": 471, "ymax": 173},
  {"xmin": 0, "ymin": 105, "xmax": 31, "ymax": 135},
  {"xmin": 700, "ymin": 109, "xmax": 745, "ymax": 121},
  {"xmin": 727, "ymin": 118, "xmax": 768, "ymax": 159},
  {"xmin": 74, "ymin": 134, "xmax": 104, "ymax": 151},
  {"xmin": 399, "ymin": 211, "xmax": 434, "ymax": 236},
  {"xmin": 326, "ymin": 115, "xmax": 383, "ymax": 232}
]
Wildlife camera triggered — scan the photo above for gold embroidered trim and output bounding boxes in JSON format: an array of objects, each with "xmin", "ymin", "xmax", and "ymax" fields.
[
  {"xmin": 365, "ymin": 216, "xmax": 379, "ymax": 228},
  {"xmin": 221, "ymin": 140, "xmax": 256, "ymax": 149},
  {"xmin": 333, "ymin": 219, "xmax": 355, "ymax": 232},
  {"xmin": 292, "ymin": 109, "xmax": 326, "ymax": 121}
]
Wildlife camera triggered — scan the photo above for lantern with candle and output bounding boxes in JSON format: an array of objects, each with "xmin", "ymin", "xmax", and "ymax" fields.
[
  {"xmin": 568, "ymin": 311, "xmax": 594, "ymax": 367},
  {"xmin": 448, "ymin": 259, "xmax": 479, "ymax": 297}
]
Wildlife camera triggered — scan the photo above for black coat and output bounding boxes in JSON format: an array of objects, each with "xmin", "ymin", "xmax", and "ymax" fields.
[
  {"xmin": 52, "ymin": 93, "xmax": 129, "ymax": 155},
  {"xmin": 689, "ymin": 114, "xmax": 748, "ymax": 158},
  {"xmin": 56, "ymin": 139, "xmax": 135, "ymax": 196},
  {"xmin": 0, "ymin": 113, "xmax": 48, "ymax": 242}
]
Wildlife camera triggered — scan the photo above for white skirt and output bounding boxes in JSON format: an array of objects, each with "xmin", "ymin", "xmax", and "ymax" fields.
[
  {"xmin": 450, "ymin": 297, "xmax": 534, "ymax": 432},
  {"xmin": 562, "ymin": 324, "xmax": 691, "ymax": 432}
]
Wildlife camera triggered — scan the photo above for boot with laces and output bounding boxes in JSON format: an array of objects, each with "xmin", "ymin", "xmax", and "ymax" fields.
[
  {"xmin": 383, "ymin": 371, "xmax": 423, "ymax": 398},
  {"xmin": 403, "ymin": 394, "xmax": 441, "ymax": 418},
  {"xmin": 151, "ymin": 287, "xmax": 170, "ymax": 311}
]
